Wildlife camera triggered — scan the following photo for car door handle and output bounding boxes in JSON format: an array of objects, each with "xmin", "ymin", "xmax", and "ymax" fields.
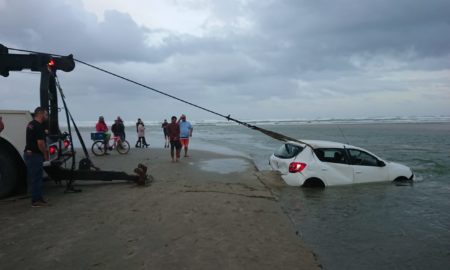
[{"xmin": 355, "ymin": 171, "xmax": 362, "ymax": 174}]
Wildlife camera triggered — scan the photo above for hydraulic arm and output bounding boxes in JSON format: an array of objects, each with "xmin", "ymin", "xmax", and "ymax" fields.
[
  {"xmin": 1, "ymin": 44, "xmax": 74, "ymax": 135},
  {"xmin": 1, "ymin": 44, "xmax": 147, "ymax": 191}
]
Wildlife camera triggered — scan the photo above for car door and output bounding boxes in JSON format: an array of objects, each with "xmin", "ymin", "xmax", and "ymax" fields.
[
  {"xmin": 347, "ymin": 149, "xmax": 389, "ymax": 183},
  {"xmin": 314, "ymin": 148, "xmax": 354, "ymax": 185}
]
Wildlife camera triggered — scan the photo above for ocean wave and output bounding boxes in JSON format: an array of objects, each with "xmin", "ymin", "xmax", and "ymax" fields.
[{"xmin": 60, "ymin": 115, "xmax": 450, "ymax": 128}]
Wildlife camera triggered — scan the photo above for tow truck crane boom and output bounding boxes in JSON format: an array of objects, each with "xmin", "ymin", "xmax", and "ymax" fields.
[
  {"xmin": 0, "ymin": 44, "xmax": 74, "ymax": 135},
  {"xmin": 0, "ymin": 44, "xmax": 146, "ymax": 198}
]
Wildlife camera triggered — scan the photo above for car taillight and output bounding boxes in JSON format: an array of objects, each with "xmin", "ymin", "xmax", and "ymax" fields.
[
  {"xmin": 289, "ymin": 162, "xmax": 307, "ymax": 173},
  {"xmin": 49, "ymin": 145, "xmax": 57, "ymax": 155},
  {"xmin": 64, "ymin": 139, "xmax": 70, "ymax": 149}
]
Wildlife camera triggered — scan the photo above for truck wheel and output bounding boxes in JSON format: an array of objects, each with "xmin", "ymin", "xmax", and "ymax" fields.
[{"xmin": 0, "ymin": 151, "xmax": 21, "ymax": 198}]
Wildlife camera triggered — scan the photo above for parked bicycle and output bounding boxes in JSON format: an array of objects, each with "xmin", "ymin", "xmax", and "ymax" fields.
[{"xmin": 91, "ymin": 132, "xmax": 130, "ymax": 156}]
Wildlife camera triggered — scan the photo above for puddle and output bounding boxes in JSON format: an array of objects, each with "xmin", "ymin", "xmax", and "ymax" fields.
[{"xmin": 199, "ymin": 158, "xmax": 250, "ymax": 174}]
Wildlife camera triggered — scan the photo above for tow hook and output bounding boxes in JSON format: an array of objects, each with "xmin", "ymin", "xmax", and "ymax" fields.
[{"xmin": 134, "ymin": 163, "xmax": 148, "ymax": 186}]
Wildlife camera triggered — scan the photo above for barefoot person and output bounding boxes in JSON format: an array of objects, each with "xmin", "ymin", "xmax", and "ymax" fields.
[
  {"xmin": 167, "ymin": 116, "xmax": 181, "ymax": 162},
  {"xmin": 178, "ymin": 114, "xmax": 193, "ymax": 157}
]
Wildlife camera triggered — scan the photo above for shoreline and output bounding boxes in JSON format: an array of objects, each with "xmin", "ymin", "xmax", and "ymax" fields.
[
  {"xmin": 0, "ymin": 148, "xmax": 320, "ymax": 269},
  {"xmin": 63, "ymin": 117, "xmax": 450, "ymax": 128}
]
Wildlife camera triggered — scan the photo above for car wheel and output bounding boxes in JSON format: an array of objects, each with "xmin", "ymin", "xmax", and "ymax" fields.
[
  {"xmin": 393, "ymin": 176, "xmax": 412, "ymax": 185},
  {"xmin": 302, "ymin": 178, "xmax": 325, "ymax": 188}
]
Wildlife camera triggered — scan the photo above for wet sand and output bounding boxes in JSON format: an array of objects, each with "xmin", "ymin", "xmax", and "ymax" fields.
[{"xmin": 0, "ymin": 148, "xmax": 320, "ymax": 269}]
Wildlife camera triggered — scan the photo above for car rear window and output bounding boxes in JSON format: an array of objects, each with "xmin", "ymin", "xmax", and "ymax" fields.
[{"xmin": 274, "ymin": 144, "xmax": 304, "ymax": 159}]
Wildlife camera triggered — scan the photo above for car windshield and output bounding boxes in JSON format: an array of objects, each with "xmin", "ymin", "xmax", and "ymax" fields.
[{"xmin": 274, "ymin": 143, "xmax": 304, "ymax": 159}]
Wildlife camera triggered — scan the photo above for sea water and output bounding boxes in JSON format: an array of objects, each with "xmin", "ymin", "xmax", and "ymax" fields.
[
  {"xmin": 77, "ymin": 121, "xmax": 449, "ymax": 269},
  {"xmin": 183, "ymin": 122, "xmax": 450, "ymax": 270}
]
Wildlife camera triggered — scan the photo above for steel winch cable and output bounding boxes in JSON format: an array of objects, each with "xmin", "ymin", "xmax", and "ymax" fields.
[{"xmin": 7, "ymin": 46, "xmax": 313, "ymax": 148}]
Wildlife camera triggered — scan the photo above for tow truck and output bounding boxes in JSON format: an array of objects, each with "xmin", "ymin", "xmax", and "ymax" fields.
[{"xmin": 0, "ymin": 44, "xmax": 147, "ymax": 198}]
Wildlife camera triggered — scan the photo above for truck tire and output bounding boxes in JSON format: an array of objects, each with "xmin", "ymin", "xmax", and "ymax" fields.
[{"xmin": 0, "ymin": 150, "xmax": 21, "ymax": 198}]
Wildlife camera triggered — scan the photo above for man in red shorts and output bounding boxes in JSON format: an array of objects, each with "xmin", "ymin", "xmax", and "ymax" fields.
[{"xmin": 178, "ymin": 114, "xmax": 193, "ymax": 157}]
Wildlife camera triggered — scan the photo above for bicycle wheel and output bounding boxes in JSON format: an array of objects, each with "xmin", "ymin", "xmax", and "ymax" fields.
[
  {"xmin": 91, "ymin": 141, "xmax": 106, "ymax": 156},
  {"xmin": 117, "ymin": 140, "xmax": 130, "ymax": 154}
]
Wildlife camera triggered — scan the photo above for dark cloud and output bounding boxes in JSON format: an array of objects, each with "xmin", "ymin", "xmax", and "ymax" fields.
[
  {"xmin": 0, "ymin": 0, "xmax": 167, "ymax": 62},
  {"xmin": 249, "ymin": 0, "xmax": 450, "ymax": 68},
  {"xmin": 1, "ymin": 0, "xmax": 449, "ymax": 121}
]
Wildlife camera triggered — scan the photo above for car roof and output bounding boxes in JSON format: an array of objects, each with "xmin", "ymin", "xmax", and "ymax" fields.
[
  {"xmin": 286, "ymin": 139, "xmax": 353, "ymax": 149},
  {"xmin": 283, "ymin": 139, "xmax": 383, "ymax": 160}
]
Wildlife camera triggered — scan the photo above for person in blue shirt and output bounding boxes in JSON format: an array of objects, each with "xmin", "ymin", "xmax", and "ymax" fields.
[{"xmin": 178, "ymin": 114, "xmax": 193, "ymax": 157}]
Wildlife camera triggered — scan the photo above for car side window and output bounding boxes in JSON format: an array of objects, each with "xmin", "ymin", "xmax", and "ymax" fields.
[
  {"xmin": 274, "ymin": 144, "xmax": 304, "ymax": 159},
  {"xmin": 348, "ymin": 149, "xmax": 378, "ymax": 166},
  {"xmin": 314, "ymin": 148, "xmax": 348, "ymax": 164}
]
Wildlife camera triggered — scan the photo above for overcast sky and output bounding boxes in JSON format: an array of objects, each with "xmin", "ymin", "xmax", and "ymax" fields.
[{"xmin": 1, "ymin": 0, "xmax": 449, "ymax": 123}]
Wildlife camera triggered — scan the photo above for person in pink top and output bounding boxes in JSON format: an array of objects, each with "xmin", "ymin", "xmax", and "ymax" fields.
[{"xmin": 95, "ymin": 116, "xmax": 111, "ymax": 152}]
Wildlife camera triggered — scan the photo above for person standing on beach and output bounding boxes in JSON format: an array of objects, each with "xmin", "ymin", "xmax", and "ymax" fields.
[
  {"xmin": 136, "ymin": 120, "xmax": 150, "ymax": 148},
  {"xmin": 167, "ymin": 116, "xmax": 181, "ymax": 162},
  {"xmin": 135, "ymin": 118, "xmax": 143, "ymax": 147},
  {"xmin": 136, "ymin": 118, "xmax": 141, "ymax": 133},
  {"xmin": 161, "ymin": 119, "xmax": 169, "ymax": 148},
  {"xmin": 112, "ymin": 119, "xmax": 119, "ymax": 137},
  {"xmin": 24, "ymin": 107, "xmax": 49, "ymax": 207},
  {"xmin": 117, "ymin": 116, "xmax": 126, "ymax": 142},
  {"xmin": 178, "ymin": 114, "xmax": 193, "ymax": 157}
]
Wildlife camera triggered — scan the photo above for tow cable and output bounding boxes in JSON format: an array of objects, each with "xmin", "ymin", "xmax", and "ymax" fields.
[
  {"xmin": 7, "ymin": 46, "xmax": 314, "ymax": 149},
  {"xmin": 53, "ymin": 75, "xmax": 148, "ymax": 190}
]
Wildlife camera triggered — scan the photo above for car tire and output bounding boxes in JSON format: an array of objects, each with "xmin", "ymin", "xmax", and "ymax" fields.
[
  {"xmin": 393, "ymin": 176, "xmax": 413, "ymax": 186},
  {"xmin": 393, "ymin": 176, "xmax": 412, "ymax": 183},
  {"xmin": 302, "ymin": 177, "xmax": 325, "ymax": 188}
]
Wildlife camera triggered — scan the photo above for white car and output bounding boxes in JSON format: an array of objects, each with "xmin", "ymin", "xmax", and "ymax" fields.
[{"xmin": 269, "ymin": 140, "xmax": 414, "ymax": 187}]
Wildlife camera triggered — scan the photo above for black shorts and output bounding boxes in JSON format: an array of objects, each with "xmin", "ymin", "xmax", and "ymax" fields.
[{"xmin": 170, "ymin": 140, "xmax": 181, "ymax": 149}]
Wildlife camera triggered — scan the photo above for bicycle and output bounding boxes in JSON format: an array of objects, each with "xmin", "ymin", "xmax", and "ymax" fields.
[{"xmin": 91, "ymin": 132, "xmax": 130, "ymax": 156}]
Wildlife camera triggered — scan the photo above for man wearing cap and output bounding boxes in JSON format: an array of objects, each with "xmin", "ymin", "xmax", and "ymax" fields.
[{"xmin": 178, "ymin": 114, "xmax": 193, "ymax": 157}]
